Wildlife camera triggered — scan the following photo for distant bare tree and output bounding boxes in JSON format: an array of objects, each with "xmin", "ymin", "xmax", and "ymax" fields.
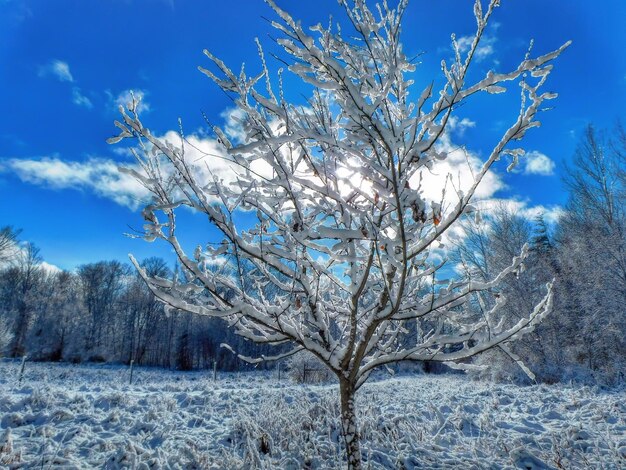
[
  {"xmin": 453, "ymin": 206, "xmax": 562, "ymax": 383},
  {"xmin": 77, "ymin": 260, "xmax": 130, "ymax": 359},
  {"xmin": 9, "ymin": 243, "xmax": 42, "ymax": 357},
  {"xmin": 0, "ymin": 226, "xmax": 20, "ymax": 266},
  {"xmin": 557, "ymin": 124, "xmax": 626, "ymax": 379},
  {"xmin": 0, "ymin": 317, "xmax": 12, "ymax": 356}
]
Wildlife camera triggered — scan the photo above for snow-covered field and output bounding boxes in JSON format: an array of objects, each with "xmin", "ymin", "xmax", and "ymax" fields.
[{"xmin": 0, "ymin": 361, "xmax": 624, "ymax": 469}]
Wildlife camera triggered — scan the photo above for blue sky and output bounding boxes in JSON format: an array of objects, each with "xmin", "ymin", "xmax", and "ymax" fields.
[{"xmin": 1, "ymin": 0, "xmax": 625, "ymax": 271}]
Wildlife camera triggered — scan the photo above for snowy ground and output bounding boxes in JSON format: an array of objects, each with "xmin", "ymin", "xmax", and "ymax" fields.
[{"xmin": 0, "ymin": 361, "xmax": 624, "ymax": 469}]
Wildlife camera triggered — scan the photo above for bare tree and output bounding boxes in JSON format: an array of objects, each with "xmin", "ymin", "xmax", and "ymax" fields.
[
  {"xmin": 564, "ymin": 125, "xmax": 622, "ymax": 227},
  {"xmin": 122, "ymin": 257, "xmax": 170, "ymax": 364},
  {"xmin": 77, "ymin": 260, "xmax": 129, "ymax": 360},
  {"xmin": 453, "ymin": 206, "xmax": 562, "ymax": 383},
  {"xmin": 0, "ymin": 317, "xmax": 12, "ymax": 356},
  {"xmin": 28, "ymin": 270, "xmax": 82, "ymax": 361},
  {"xmin": 557, "ymin": 124, "xmax": 626, "ymax": 380},
  {"xmin": 9, "ymin": 243, "xmax": 42, "ymax": 357},
  {"xmin": 110, "ymin": 0, "xmax": 568, "ymax": 466},
  {"xmin": 0, "ymin": 226, "xmax": 21, "ymax": 266}
]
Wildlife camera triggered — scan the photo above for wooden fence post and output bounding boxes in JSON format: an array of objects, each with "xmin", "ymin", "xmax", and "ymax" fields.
[{"xmin": 18, "ymin": 355, "xmax": 27, "ymax": 386}]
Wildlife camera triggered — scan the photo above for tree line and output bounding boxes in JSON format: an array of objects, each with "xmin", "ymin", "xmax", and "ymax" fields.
[
  {"xmin": 0, "ymin": 240, "xmax": 259, "ymax": 371},
  {"xmin": 0, "ymin": 124, "xmax": 624, "ymax": 382},
  {"xmin": 455, "ymin": 124, "xmax": 626, "ymax": 384}
]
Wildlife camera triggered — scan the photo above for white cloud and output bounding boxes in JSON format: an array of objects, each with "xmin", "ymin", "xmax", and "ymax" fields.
[
  {"xmin": 156, "ymin": 129, "xmax": 274, "ymax": 191},
  {"xmin": 476, "ymin": 198, "xmax": 564, "ymax": 224},
  {"xmin": 410, "ymin": 128, "xmax": 506, "ymax": 206},
  {"xmin": 523, "ymin": 151, "xmax": 555, "ymax": 176},
  {"xmin": 219, "ymin": 108, "xmax": 248, "ymax": 144},
  {"xmin": 447, "ymin": 116, "xmax": 476, "ymax": 137},
  {"xmin": 154, "ymin": 110, "xmax": 504, "ymax": 224},
  {"xmin": 38, "ymin": 60, "xmax": 94, "ymax": 110},
  {"xmin": 110, "ymin": 89, "xmax": 150, "ymax": 114},
  {"xmin": 403, "ymin": 123, "xmax": 561, "ymax": 256},
  {"xmin": 72, "ymin": 87, "xmax": 93, "ymax": 109},
  {"xmin": 4, "ymin": 102, "xmax": 554, "ymax": 241},
  {"xmin": 455, "ymin": 35, "xmax": 497, "ymax": 62},
  {"xmin": 39, "ymin": 60, "xmax": 74, "ymax": 82},
  {"xmin": 5, "ymin": 119, "xmax": 272, "ymax": 211},
  {"xmin": 40, "ymin": 261, "xmax": 62, "ymax": 274},
  {"xmin": 7, "ymin": 157, "xmax": 149, "ymax": 209},
  {"xmin": 526, "ymin": 205, "xmax": 564, "ymax": 225},
  {"xmin": 0, "ymin": 241, "xmax": 63, "ymax": 273}
]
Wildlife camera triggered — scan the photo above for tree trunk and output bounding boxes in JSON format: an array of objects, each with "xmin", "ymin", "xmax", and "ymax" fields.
[
  {"xmin": 11, "ymin": 302, "xmax": 29, "ymax": 357},
  {"xmin": 339, "ymin": 379, "xmax": 361, "ymax": 469}
]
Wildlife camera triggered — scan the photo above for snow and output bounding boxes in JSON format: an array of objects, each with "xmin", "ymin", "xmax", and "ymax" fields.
[{"xmin": 0, "ymin": 361, "xmax": 624, "ymax": 469}]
